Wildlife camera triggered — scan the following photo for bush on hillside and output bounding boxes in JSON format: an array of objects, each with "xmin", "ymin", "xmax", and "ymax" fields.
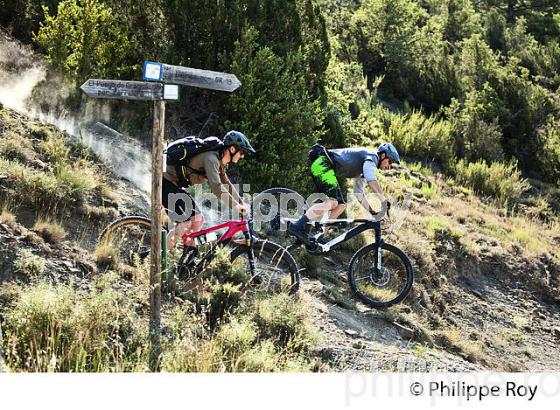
[
  {"xmin": 386, "ymin": 111, "xmax": 455, "ymax": 168},
  {"xmin": 453, "ymin": 159, "xmax": 529, "ymax": 207}
]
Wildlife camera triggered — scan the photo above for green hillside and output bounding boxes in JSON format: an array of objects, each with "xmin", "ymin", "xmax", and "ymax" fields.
[{"xmin": 1, "ymin": 0, "xmax": 560, "ymax": 373}]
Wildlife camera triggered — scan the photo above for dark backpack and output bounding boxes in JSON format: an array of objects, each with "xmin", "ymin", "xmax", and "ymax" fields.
[
  {"xmin": 165, "ymin": 136, "xmax": 224, "ymax": 186},
  {"xmin": 165, "ymin": 136, "xmax": 224, "ymax": 166}
]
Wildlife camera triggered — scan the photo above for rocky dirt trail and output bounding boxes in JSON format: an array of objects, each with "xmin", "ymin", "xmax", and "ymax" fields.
[{"xmin": 301, "ymin": 278, "xmax": 485, "ymax": 371}]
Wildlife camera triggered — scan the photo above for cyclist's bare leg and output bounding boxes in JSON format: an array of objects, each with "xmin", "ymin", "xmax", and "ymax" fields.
[
  {"xmin": 185, "ymin": 213, "xmax": 205, "ymax": 245},
  {"xmin": 306, "ymin": 200, "xmax": 346, "ymax": 221},
  {"xmin": 167, "ymin": 213, "xmax": 205, "ymax": 250},
  {"xmin": 329, "ymin": 203, "xmax": 346, "ymax": 220},
  {"xmin": 306, "ymin": 199, "xmax": 338, "ymax": 220}
]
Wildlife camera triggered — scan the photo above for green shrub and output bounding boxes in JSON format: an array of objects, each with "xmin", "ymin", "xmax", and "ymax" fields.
[
  {"xmin": 0, "ymin": 157, "xmax": 100, "ymax": 210},
  {"xmin": 425, "ymin": 216, "xmax": 463, "ymax": 241},
  {"xmin": 39, "ymin": 132, "xmax": 70, "ymax": 168},
  {"xmin": 14, "ymin": 250, "xmax": 46, "ymax": 277},
  {"xmin": 205, "ymin": 247, "xmax": 250, "ymax": 285},
  {"xmin": 207, "ymin": 282, "xmax": 243, "ymax": 329},
  {"xmin": 224, "ymin": 28, "xmax": 321, "ymax": 193},
  {"xmin": 387, "ymin": 111, "xmax": 455, "ymax": 168},
  {"xmin": 0, "ymin": 158, "xmax": 69, "ymax": 210},
  {"xmin": 33, "ymin": 0, "xmax": 137, "ymax": 83},
  {"xmin": 56, "ymin": 162, "xmax": 99, "ymax": 203},
  {"xmin": 187, "ymin": 248, "xmax": 251, "ymax": 328},
  {"xmin": 453, "ymin": 159, "xmax": 529, "ymax": 207},
  {"xmin": 446, "ymin": 87, "xmax": 505, "ymax": 163},
  {"xmin": 253, "ymin": 293, "xmax": 314, "ymax": 352},
  {"xmin": 160, "ymin": 302, "xmax": 314, "ymax": 372},
  {"xmin": 537, "ymin": 116, "xmax": 560, "ymax": 183}
]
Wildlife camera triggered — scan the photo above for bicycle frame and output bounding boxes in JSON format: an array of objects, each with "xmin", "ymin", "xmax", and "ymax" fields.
[
  {"xmin": 283, "ymin": 217, "xmax": 382, "ymax": 253},
  {"xmin": 179, "ymin": 218, "xmax": 256, "ymax": 276},
  {"xmin": 283, "ymin": 217, "xmax": 385, "ymax": 276}
]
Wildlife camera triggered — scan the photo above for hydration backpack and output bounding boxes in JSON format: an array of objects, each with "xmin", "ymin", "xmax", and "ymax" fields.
[
  {"xmin": 164, "ymin": 136, "xmax": 224, "ymax": 186},
  {"xmin": 165, "ymin": 136, "xmax": 224, "ymax": 166}
]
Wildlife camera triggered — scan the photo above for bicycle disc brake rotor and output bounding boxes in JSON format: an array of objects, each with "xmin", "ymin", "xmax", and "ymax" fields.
[{"xmin": 369, "ymin": 267, "xmax": 391, "ymax": 287}]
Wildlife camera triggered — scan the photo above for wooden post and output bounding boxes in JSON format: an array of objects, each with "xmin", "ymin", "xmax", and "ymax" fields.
[
  {"xmin": 149, "ymin": 99, "xmax": 165, "ymax": 370},
  {"xmin": 0, "ymin": 316, "xmax": 8, "ymax": 372}
]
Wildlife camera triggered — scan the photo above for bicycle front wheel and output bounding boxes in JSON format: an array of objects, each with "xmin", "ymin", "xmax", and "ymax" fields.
[
  {"xmin": 230, "ymin": 239, "xmax": 300, "ymax": 295},
  {"xmin": 348, "ymin": 243, "xmax": 413, "ymax": 308}
]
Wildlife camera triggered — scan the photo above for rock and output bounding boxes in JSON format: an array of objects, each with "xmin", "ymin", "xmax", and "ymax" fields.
[
  {"xmin": 344, "ymin": 329, "xmax": 360, "ymax": 338},
  {"xmin": 393, "ymin": 322, "xmax": 415, "ymax": 340},
  {"xmin": 471, "ymin": 289, "xmax": 486, "ymax": 300},
  {"xmin": 352, "ymin": 341, "xmax": 366, "ymax": 349},
  {"xmin": 77, "ymin": 260, "xmax": 97, "ymax": 274},
  {"xmin": 30, "ymin": 159, "xmax": 48, "ymax": 170},
  {"xmin": 553, "ymin": 328, "xmax": 560, "ymax": 339}
]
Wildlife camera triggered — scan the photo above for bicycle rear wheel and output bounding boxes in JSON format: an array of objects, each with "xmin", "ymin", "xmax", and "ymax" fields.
[
  {"xmin": 98, "ymin": 216, "xmax": 152, "ymax": 268},
  {"xmin": 348, "ymin": 243, "xmax": 413, "ymax": 308},
  {"xmin": 230, "ymin": 238, "xmax": 300, "ymax": 295}
]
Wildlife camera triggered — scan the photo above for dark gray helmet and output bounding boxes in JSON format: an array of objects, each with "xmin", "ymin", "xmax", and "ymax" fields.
[
  {"xmin": 223, "ymin": 130, "xmax": 256, "ymax": 153},
  {"xmin": 378, "ymin": 142, "xmax": 400, "ymax": 164}
]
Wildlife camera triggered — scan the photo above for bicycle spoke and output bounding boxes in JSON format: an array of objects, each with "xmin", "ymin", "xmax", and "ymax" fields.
[{"xmin": 231, "ymin": 239, "xmax": 298, "ymax": 295}]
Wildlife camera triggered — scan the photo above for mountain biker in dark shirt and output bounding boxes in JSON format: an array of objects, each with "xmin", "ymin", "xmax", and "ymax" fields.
[
  {"xmin": 287, "ymin": 142, "xmax": 400, "ymax": 243},
  {"xmin": 162, "ymin": 130, "xmax": 256, "ymax": 250}
]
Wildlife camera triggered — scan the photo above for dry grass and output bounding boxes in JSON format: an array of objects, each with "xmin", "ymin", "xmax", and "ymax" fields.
[
  {"xmin": 0, "ymin": 130, "xmax": 35, "ymax": 163},
  {"xmin": 424, "ymin": 215, "xmax": 463, "ymax": 241},
  {"xmin": 358, "ymin": 284, "xmax": 399, "ymax": 303},
  {"xmin": 33, "ymin": 217, "xmax": 67, "ymax": 243},
  {"xmin": 437, "ymin": 328, "xmax": 484, "ymax": 362},
  {"xmin": 0, "ymin": 206, "xmax": 16, "ymax": 224}
]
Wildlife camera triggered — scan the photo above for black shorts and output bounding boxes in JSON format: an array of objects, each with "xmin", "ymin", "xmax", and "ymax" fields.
[
  {"xmin": 162, "ymin": 178, "xmax": 200, "ymax": 222},
  {"xmin": 308, "ymin": 144, "xmax": 345, "ymax": 203}
]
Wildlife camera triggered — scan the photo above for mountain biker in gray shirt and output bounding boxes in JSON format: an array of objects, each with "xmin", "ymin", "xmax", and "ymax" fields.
[{"xmin": 287, "ymin": 142, "xmax": 401, "ymax": 244}]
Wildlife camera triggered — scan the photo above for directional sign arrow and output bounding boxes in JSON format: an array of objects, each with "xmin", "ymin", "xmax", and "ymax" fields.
[
  {"xmin": 80, "ymin": 79, "xmax": 164, "ymax": 100},
  {"xmin": 143, "ymin": 62, "xmax": 241, "ymax": 92}
]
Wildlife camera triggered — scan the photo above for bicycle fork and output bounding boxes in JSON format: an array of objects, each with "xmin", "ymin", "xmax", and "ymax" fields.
[
  {"xmin": 372, "ymin": 224, "xmax": 383, "ymax": 281},
  {"xmin": 244, "ymin": 223, "xmax": 257, "ymax": 278}
]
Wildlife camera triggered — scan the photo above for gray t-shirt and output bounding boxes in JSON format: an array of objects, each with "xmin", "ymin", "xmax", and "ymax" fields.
[{"xmin": 328, "ymin": 148, "xmax": 378, "ymax": 179}]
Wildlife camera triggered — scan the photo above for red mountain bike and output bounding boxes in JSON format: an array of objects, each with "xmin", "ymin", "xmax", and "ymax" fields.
[{"xmin": 98, "ymin": 205, "xmax": 300, "ymax": 295}]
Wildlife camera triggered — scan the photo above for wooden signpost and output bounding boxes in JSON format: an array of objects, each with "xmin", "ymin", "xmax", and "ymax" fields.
[
  {"xmin": 80, "ymin": 79, "xmax": 164, "ymax": 100},
  {"xmin": 81, "ymin": 63, "xmax": 240, "ymax": 371},
  {"xmin": 143, "ymin": 61, "xmax": 241, "ymax": 92},
  {"xmin": 0, "ymin": 317, "xmax": 7, "ymax": 372}
]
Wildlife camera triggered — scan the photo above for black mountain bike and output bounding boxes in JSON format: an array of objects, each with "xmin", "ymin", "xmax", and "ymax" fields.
[{"xmin": 253, "ymin": 187, "xmax": 413, "ymax": 308}]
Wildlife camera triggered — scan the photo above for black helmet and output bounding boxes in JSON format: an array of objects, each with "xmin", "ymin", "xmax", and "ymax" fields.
[{"xmin": 223, "ymin": 130, "xmax": 256, "ymax": 153}]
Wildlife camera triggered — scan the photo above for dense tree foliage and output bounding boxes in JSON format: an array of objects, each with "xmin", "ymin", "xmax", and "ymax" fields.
[
  {"xmin": 33, "ymin": 0, "xmax": 137, "ymax": 82},
  {"xmin": 2, "ymin": 0, "xmax": 560, "ymax": 188}
]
